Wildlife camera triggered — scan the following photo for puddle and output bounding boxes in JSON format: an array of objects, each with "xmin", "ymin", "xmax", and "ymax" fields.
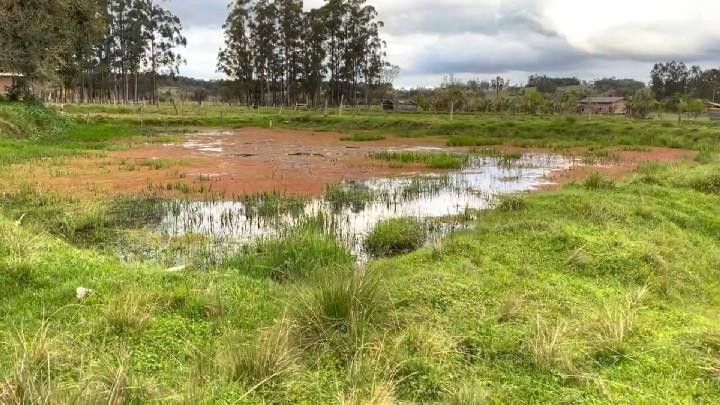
[{"xmin": 154, "ymin": 154, "xmax": 575, "ymax": 263}]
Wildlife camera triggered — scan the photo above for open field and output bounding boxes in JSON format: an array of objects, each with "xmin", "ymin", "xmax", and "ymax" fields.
[{"xmin": 2, "ymin": 102, "xmax": 720, "ymax": 403}]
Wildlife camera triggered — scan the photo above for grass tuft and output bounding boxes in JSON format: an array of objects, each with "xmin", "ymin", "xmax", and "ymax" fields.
[
  {"xmin": 592, "ymin": 285, "xmax": 648, "ymax": 356},
  {"xmin": 528, "ymin": 315, "xmax": 572, "ymax": 372},
  {"xmin": 293, "ymin": 268, "xmax": 388, "ymax": 353},
  {"xmin": 583, "ymin": 172, "xmax": 616, "ymax": 190},
  {"xmin": 1, "ymin": 323, "xmax": 56, "ymax": 404},
  {"xmin": 103, "ymin": 289, "xmax": 156, "ymax": 335},
  {"xmin": 220, "ymin": 316, "xmax": 298, "ymax": 389},
  {"xmin": 364, "ymin": 218, "xmax": 426, "ymax": 257},
  {"xmin": 496, "ymin": 195, "xmax": 526, "ymax": 212}
]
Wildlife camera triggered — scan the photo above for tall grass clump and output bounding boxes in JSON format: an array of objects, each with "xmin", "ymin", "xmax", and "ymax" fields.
[
  {"xmin": 293, "ymin": 268, "xmax": 388, "ymax": 353},
  {"xmin": 83, "ymin": 355, "xmax": 154, "ymax": 404},
  {"xmin": 364, "ymin": 218, "xmax": 426, "ymax": 257},
  {"xmin": 343, "ymin": 347, "xmax": 399, "ymax": 405},
  {"xmin": 1, "ymin": 324, "xmax": 56, "ymax": 404},
  {"xmin": 103, "ymin": 289, "xmax": 156, "ymax": 335},
  {"xmin": 220, "ymin": 317, "xmax": 298, "ymax": 389},
  {"xmin": 592, "ymin": 285, "xmax": 648, "ymax": 357},
  {"xmin": 226, "ymin": 224, "xmax": 353, "ymax": 281},
  {"xmin": 390, "ymin": 327, "xmax": 456, "ymax": 401},
  {"xmin": 443, "ymin": 381, "xmax": 492, "ymax": 405},
  {"xmin": 583, "ymin": 172, "xmax": 616, "ymax": 190},
  {"xmin": 689, "ymin": 172, "xmax": 720, "ymax": 194},
  {"xmin": 528, "ymin": 315, "xmax": 572, "ymax": 372},
  {"xmin": 496, "ymin": 194, "xmax": 526, "ymax": 212}
]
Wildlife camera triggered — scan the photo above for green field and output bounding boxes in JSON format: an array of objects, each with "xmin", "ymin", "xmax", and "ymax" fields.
[{"xmin": 2, "ymin": 102, "xmax": 720, "ymax": 403}]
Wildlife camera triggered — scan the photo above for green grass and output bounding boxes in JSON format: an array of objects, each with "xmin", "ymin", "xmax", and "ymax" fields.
[
  {"xmin": 325, "ymin": 183, "xmax": 376, "ymax": 211},
  {"xmin": 3, "ymin": 102, "xmax": 720, "ymax": 402},
  {"xmin": 224, "ymin": 222, "xmax": 354, "ymax": 281},
  {"xmin": 339, "ymin": 133, "xmax": 386, "ymax": 142},
  {"xmin": 370, "ymin": 151, "xmax": 469, "ymax": 169},
  {"xmin": 363, "ymin": 217, "xmax": 427, "ymax": 257},
  {"xmin": 59, "ymin": 102, "xmax": 720, "ymax": 151}
]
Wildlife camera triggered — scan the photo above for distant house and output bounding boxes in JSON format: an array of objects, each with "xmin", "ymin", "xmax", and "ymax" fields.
[
  {"xmin": 708, "ymin": 101, "xmax": 720, "ymax": 122},
  {"xmin": 382, "ymin": 99, "xmax": 418, "ymax": 113},
  {"xmin": 578, "ymin": 97, "xmax": 626, "ymax": 115},
  {"xmin": 0, "ymin": 73, "xmax": 22, "ymax": 96}
]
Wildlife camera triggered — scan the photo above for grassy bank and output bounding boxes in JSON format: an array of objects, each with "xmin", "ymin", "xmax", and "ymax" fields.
[
  {"xmin": 2, "ymin": 102, "xmax": 720, "ymax": 402},
  {"xmin": 60, "ymin": 102, "xmax": 720, "ymax": 151}
]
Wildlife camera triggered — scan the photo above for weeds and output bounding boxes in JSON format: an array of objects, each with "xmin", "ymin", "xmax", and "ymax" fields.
[
  {"xmin": 364, "ymin": 218, "xmax": 426, "ymax": 257},
  {"xmin": 391, "ymin": 327, "xmax": 456, "ymax": 401}
]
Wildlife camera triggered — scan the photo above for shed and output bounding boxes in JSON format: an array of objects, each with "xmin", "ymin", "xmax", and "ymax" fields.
[
  {"xmin": 578, "ymin": 97, "xmax": 626, "ymax": 115},
  {"xmin": 0, "ymin": 73, "xmax": 22, "ymax": 96},
  {"xmin": 707, "ymin": 101, "xmax": 720, "ymax": 122},
  {"xmin": 382, "ymin": 99, "xmax": 418, "ymax": 113}
]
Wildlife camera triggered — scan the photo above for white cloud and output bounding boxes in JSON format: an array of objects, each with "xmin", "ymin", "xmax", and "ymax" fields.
[{"xmin": 533, "ymin": 0, "xmax": 720, "ymax": 58}]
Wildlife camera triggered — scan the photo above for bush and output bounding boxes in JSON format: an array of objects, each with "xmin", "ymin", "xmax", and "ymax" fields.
[{"xmin": 363, "ymin": 218, "xmax": 426, "ymax": 257}]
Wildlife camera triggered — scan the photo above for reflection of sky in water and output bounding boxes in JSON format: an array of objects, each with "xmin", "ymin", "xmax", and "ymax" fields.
[{"xmin": 159, "ymin": 154, "xmax": 575, "ymax": 256}]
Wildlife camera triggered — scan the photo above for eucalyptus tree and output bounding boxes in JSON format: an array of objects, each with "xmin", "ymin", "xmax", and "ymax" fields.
[
  {"xmin": 143, "ymin": 0, "xmax": 186, "ymax": 104},
  {"xmin": 217, "ymin": 0, "xmax": 389, "ymax": 107},
  {"xmin": 218, "ymin": 0, "xmax": 255, "ymax": 104}
]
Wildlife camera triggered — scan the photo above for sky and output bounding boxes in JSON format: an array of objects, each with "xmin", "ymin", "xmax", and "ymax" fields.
[{"xmin": 167, "ymin": 0, "xmax": 720, "ymax": 88}]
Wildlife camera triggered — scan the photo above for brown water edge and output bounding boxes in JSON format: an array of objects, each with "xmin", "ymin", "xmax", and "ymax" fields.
[{"xmin": 0, "ymin": 127, "xmax": 697, "ymax": 199}]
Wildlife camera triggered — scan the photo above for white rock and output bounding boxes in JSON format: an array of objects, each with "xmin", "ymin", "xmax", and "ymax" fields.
[
  {"xmin": 166, "ymin": 265, "xmax": 187, "ymax": 273},
  {"xmin": 76, "ymin": 287, "xmax": 94, "ymax": 300}
]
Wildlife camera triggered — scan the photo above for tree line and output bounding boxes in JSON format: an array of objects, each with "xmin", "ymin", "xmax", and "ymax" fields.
[
  {"xmin": 651, "ymin": 61, "xmax": 720, "ymax": 102},
  {"xmin": 217, "ymin": 0, "xmax": 388, "ymax": 107},
  {"xmin": 0, "ymin": 0, "xmax": 186, "ymax": 104}
]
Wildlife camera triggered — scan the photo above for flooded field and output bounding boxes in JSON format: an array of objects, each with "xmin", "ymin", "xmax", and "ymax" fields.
[{"xmin": 151, "ymin": 153, "xmax": 575, "ymax": 263}]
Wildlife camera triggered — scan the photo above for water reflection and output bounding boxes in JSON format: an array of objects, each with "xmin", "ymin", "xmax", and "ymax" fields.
[{"xmin": 158, "ymin": 154, "xmax": 575, "ymax": 259}]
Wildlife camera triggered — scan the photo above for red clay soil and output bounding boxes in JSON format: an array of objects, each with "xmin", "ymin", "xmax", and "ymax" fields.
[
  {"xmin": 1, "ymin": 128, "xmax": 447, "ymax": 198},
  {"xmin": 0, "ymin": 127, "xmax": 697, "ymax": 199}
]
